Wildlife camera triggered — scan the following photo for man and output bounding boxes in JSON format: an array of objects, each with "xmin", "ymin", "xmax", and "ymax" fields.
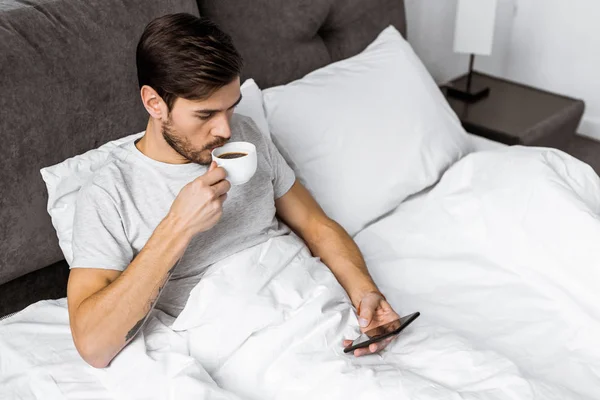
[{"xmin": 67, "ymin": 13, "xmax": 400, "ymax": 369}]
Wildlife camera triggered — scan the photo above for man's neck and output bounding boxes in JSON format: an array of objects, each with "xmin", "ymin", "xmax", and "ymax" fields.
[{"xmin": 135, "ymin": 118, "xmax": 190, "ymax": 165}]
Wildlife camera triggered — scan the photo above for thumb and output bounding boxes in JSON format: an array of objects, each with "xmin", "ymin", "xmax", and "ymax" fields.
[
  {"xmin": 208, "ymin": 161, "xmax": 217, "ymax": 172},
  {"xmin": 358, "ymin": 299, "xmax": 377, "ymax": 328}
]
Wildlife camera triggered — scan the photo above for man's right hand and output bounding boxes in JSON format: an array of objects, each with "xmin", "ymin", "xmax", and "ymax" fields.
[{"xmin": 168, "ymin": 161, "xmax": 231, "ymax": 236}]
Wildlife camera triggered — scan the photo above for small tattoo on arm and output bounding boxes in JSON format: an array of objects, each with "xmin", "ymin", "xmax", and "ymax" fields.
[
  {"xmin": 125, "ymin": 260, "xmax": 181, "ymax": 342},
  {"xmin": 125, "ymin": 317, "xmax": 145, "ymax": 342},
  {"xmin": 146, "ymin": 262, "xmax": 177, "ymax": 308}
]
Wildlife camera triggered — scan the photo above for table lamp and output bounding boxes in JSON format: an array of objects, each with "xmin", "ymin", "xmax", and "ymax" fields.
[{"xmin": 447, "ymin": 0, "xmax": 497, "ymax": 102}]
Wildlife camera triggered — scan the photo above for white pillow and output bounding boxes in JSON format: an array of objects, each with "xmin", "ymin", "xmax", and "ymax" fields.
[
  {"xmin": 236, "ymin": 79, "xmax": 270, "ymax": 137},
  {"xmin": 40, "ymin": 132, "xmax": 143, "ymax": 266},
  {"xmin": 41, "ymin": 79, "xmax": 269, "ymax": 265},
  {"xmin": 262, "ymin": 26, "xmax": 471, "ymax": 236}
]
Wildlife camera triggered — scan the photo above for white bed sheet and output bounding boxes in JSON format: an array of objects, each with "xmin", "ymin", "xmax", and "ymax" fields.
[
  {"xmin": 0, "ymin": 298, "xmax": 114, "ymax": 400},
  {"xmin": 2, "ymin": 143, "xmax": 600, "ymax": 400},
  {"xmin": 354, "ymin": 145, "xmax": 600, "ymax": 399}
]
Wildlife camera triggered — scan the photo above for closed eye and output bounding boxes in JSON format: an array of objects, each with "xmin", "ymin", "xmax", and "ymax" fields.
[
  {"xmin": 197, "ymin": 113, "xmax": 214, "ymax": 121},
  {"xmin": 193, "ymin": 94, "xmax": 242, "ymax": 121}
]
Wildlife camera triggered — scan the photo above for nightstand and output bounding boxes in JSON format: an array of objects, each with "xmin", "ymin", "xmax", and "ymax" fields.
[{"xmin": 442, "ymin": 72, "xmax": 585, "ymax": 150}]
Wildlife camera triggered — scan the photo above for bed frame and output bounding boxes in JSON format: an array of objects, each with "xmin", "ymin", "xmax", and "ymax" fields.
[{"xmin": 0, "ymin": 0, "xmax": 406, "ymax": 317}]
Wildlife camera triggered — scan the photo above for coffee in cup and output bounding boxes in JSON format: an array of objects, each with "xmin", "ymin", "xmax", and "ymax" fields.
[
  {"xmin": 217, "ymin": 152, "xmax": 248, "ymax": 159},
  {"xmin": 211, "ymin": 142, "xmax": 257, "ymax": 185}
]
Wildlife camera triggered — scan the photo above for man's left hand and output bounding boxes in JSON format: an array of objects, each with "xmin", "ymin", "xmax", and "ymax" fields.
[{"xmin": 342, "ymin": 291, "xmax": 400, "ymax": 357}]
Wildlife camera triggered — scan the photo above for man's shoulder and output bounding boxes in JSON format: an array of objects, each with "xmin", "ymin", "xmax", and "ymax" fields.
[
  {"xmin": 231, "ymin": 113, "xmax": 258, "ymax": 128},
  {"xmin": 78, "ymin": 150, "xmax": 131, "ymax": 203}
]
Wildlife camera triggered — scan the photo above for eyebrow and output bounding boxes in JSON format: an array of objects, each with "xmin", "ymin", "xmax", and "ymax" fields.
[{"xmin": 193, "ymin": 94, "xmax": 243, "ymax": 115}]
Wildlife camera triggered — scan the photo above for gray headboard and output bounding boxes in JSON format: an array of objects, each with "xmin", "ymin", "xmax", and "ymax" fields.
[{"xmin": 0, "ymin": 0, "xmax": 406, "ymax": 316}]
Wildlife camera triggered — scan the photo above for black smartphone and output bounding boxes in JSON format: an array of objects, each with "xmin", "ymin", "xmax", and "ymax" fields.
[{"xmin": 343, "ymin": 312, "xmax": 420, "ymax": 353}]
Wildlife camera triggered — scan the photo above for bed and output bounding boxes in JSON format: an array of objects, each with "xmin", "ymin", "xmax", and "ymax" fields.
[
  {"xmin": 0, "ymin": 0, "xmax": 502, "ymax": 317},
  {"xmin": 2, "ymin": 0, "xmax": 600, "ymax": 399}
]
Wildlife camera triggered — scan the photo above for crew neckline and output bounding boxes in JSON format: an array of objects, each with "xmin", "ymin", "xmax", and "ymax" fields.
[{"xmin": 125, "ymin": 138, "xmax": 207, "ymax": 176}]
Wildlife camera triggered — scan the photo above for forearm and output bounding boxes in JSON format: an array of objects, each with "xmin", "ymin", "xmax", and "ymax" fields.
[
  {"xmin": 302, "ymin": 217, "xmax": 379, "ymax": 308},
  {"xmin": 72, "ymin": 214, "xmax": 191, "ymax": 367}
]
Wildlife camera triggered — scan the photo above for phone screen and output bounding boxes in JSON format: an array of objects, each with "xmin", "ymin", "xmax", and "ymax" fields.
[{"xmin": 343, "ymin": 312, "xmax": 420, "ymax": 353}]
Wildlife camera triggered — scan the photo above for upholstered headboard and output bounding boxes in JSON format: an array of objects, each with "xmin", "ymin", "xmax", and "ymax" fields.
[
  {"xmin": 198, "ymin": 0, "xmax": 406, "ymax": 88},
  {"xmin": 0, "ymin": 0, "xmax": 406, "ymax": 316}
]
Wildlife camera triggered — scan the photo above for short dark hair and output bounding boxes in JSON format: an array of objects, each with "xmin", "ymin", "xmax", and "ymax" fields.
[{"xmin": 136, "ymin": 13, "xmax": 243, "ymax": 111}]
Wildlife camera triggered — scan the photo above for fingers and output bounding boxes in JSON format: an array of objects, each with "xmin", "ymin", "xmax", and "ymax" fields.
[
  {"xmin": 203, "ymin": 165, "xmax": 227, "ymax": 186},
  {"xmin": 342, "ymin": 336, "xmax": 395, "ymax": 357},
  {"xmin": 354, "ymin": 347, "xmax": 371, "ymax": 357},
  {"xmin": 374, "ymin": 337, "xmax": 394, "ymax": 350},
  {"xmin": 358, "ymin": 299, "xmax": 377, "ymax": 328},
  {"xmin": 212, "ymin": 179, "xmax": 231, "ymax": 198},
  {"xmin": 353, "ymin": 340, "xmax": 388, "ymax": 357}
]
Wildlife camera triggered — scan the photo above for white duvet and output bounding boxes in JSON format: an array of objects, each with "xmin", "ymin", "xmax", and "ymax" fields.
[{"xmin": 1, "ymin": 146, "xmax": 600, "ymax": 399}]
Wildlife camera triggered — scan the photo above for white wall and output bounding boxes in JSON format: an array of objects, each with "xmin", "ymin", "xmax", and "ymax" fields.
[
  {"xmin": 502, "ymin": 0, "xmax": 600, "ymax": 140},
  {"xmin": 404, "ymin": 0, "xmax": 465, "ymax": 83},
  {"xmin": 405, "ymin": 0, "xmax": 600, "ymax": 139},
  {"xmin": 404, "ymin": 0, "xmax": 515, "ymax": 83}
]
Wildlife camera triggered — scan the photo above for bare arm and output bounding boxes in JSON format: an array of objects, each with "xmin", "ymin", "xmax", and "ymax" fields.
[
  {"xmin": 276, "ymin": 181, "xmax": 401, "ymax": 357},
  {"xmin": 68, "ymin": 162, "xmax": 230, "ymax": 368},
  {"xmin": 275, "ymin": 181, "xmax": 380, "ymax": 308},
  {"xmin": 68, "ymin": 215, "xmax": 190, "ymax": 368}
]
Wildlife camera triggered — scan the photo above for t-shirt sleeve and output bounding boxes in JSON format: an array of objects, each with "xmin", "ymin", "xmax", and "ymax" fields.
[
  {"xmin": 71, "ymin": 183, "xmax": 133, "ymax": 271},
  {"xmin": 261, "ymin": 128, "xmax": 296, "ymax": 199}
]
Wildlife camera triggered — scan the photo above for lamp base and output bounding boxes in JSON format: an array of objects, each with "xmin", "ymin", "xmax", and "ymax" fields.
[
  {"xmin": 447, "ymin": 87, "xmax": 490, "ymax": 103},
  {"xmin": 446, "ymin": 71, "xmax": 490, "ymax": 103}
]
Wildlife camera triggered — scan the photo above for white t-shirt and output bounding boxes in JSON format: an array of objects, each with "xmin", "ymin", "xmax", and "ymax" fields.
[{"xmin": 71, "ymin": 114, "xmax": 296, "ymax": 317}]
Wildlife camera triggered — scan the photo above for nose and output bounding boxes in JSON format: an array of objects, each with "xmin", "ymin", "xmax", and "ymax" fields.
[{"xmin": 211, "ymin": 113, "xmax": 232, "ymax": 140}]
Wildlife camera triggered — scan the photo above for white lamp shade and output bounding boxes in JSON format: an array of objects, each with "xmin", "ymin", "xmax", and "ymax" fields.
[{"xmin": 453, "ymin": 0, "xmax": 497, "ymax": 56}]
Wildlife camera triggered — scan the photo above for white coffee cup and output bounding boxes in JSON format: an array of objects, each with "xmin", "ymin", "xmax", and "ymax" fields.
[{"xmin": 211, "ymin": 142, "xmax": 257, "ymax": 185}]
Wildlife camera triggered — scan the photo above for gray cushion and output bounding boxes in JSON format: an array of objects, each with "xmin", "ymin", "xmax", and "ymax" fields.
[
  {"xmin": 197, "ymin": 0, "xmax": 406, "ymax": 88},
  {"xmin": 0, "ymin": 0, "xmax": 200, "ymax": 286}
]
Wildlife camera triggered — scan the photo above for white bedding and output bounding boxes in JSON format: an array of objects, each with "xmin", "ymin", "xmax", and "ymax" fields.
[
  {"xmin": 2, "ymin": 145, "xmax": 600, "ymax": 399},
  {"xmin": 355, "ymin": 146, "xmax": 600, "ymax": 399}
]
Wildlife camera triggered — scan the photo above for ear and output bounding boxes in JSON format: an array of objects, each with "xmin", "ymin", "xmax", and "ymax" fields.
[{"xmin": 140, "ymin": 85, "xmax": 166, "ymax": 119}]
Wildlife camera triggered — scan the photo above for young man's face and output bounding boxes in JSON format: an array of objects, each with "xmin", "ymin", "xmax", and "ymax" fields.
[{"xmin": 163, "ymin": 77, "xmax": 242, "ymax": 165}]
